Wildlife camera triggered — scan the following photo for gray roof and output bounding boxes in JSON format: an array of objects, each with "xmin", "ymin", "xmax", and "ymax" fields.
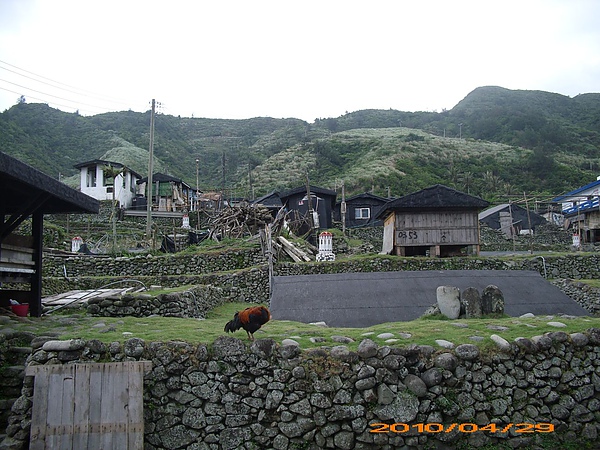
[
  {"xmin": 270, "ymin": 270, "xmax": 588, "ymax": 327},
  {"xmin": 74, "ymin": 159, "xmax": 142, "ymax": 179}
]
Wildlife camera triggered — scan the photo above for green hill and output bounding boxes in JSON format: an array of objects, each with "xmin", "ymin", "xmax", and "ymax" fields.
[{"xmin": 1, "ymin": 86, "xmax": 599, "ymax": 202}]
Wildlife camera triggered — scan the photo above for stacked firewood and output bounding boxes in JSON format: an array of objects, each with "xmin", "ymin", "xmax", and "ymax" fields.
[{"xmin": 207, "ymin": 205, "xmax": 274, "ymax": 239}]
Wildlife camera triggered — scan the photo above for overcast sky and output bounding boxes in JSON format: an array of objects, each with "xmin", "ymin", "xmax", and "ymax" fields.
[{"xmin": 0, "ymin": 0, "xmax": 599, "ymax": 122}]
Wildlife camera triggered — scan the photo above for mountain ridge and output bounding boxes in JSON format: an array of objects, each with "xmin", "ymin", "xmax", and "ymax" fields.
[{"xmin": 1, "ymin": 86, "xmax": 599, "ymax": 202}]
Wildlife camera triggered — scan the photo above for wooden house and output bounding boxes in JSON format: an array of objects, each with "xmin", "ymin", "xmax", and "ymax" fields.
[
  {"xmin": 334, "ymin": 192, "xmax": 392, "ymax": 228},
  {"xmin": 74, "ymin": 159, "xmax": 141, "ymax": 208},
  {"xmin": 137, "ymin": 173, "xmax": 192, "ymax": 213},
  {"xmin": 552, "ymin": 177, "xmax": 600, "ymax": 244},
  {"xmin": 252, "ymin": 191, "xmax": 284, "ymax": 218},
  {"xmin": 377, "ymin": 184, "xmax": 489, "ymax": 257},
  {"xmin": 279, "ymin": 185, "xmax": 337, "ymax": 232},
  {"xmin": 1, "ymin": 151, "xmax": 99, "ymax": 316},
  {"xmin": 479, "ymin": 203, "xmax": 547, "ymax": 237}
]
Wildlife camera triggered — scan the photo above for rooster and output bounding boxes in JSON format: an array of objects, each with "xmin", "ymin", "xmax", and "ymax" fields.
[{"xmin": 224, "ymin": 305, "xmax": 271, "ymax": 341}]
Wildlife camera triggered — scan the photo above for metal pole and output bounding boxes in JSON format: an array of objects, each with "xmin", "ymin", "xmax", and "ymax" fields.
[{"xmin": 145, "ymin": 99, "xmax": 155, "ymax": 238}]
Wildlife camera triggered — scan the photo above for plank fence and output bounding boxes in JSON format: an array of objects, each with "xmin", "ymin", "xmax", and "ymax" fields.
[{"xmin": 25, "ymin": 361, "xmax": 151, "ymax": 450}]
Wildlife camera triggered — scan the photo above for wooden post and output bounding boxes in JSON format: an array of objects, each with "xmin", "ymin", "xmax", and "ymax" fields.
[
  {"xmin": 31, "ymin": 210, "xmax": 43, "ymax": 317},
  {"xmin": 266, "ymin": 224, "xmax": 273, "ymax": 296}
]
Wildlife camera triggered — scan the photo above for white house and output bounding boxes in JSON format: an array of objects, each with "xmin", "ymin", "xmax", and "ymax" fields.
[{"xmin": 74, "ymin": 160, "xmax": 141, "ymax": 208}]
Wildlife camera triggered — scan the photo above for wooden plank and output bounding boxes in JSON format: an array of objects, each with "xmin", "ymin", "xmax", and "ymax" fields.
[
  {"xmin": 46, "ymin": 365, "xmax": 75, "ymax": 450},
  {"xmin": 0, "ymin": 266, "xmax": 35, "ymax": 273},
  {"xmin": 87, "ymin": 365, "xmax": 103, "ymax": 448},
  {"xmin": 127, "ymin": 362, "xmax": 147, "ymax": 449},
  {"xmin": 29, "ymin": 366, "xmax": 51, "ymax": 450},
  {"xmin": 72, "ymin": 364, "xmax": 91, "ymax": 449},
  {"xmin": 106, "ymin": 363, "xmax": 128, "ymax": 448}
]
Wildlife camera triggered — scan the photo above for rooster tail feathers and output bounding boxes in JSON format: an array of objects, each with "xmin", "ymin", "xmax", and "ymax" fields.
[{"xmin": 224, "ymin": 312, "xmax": 241, "ymax": 333}]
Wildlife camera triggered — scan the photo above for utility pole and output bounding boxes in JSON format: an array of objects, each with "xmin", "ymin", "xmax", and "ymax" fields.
[
  {"xmin": 305, "ymin": 172, "xmax": 317, "ymax": 244},
  {"xmin": 146, "ymin": 99, "xmax": 156, "ymax": 239},
  {"xmin": 221, "ymin": 149, "xmax": 226, "ymax": 210},
  {"xmin": 341, "ymin": 181, "xmax": 346, "ymax": 236},
  {"xmin": 196, "ymin": 158, "xmax": 200, "ymax": 227},
  {"xmin": 524, "ymin": 192, "xmax": 534, "ymax": 254}
]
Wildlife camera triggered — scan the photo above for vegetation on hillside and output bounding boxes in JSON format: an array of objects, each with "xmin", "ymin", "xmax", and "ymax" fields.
[{"xmin": 2, "ymin": 86, "xmax": 599, "ymax": 203}]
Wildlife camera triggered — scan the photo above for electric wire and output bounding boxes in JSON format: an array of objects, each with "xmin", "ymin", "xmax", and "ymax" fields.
[
  {"xmin": 0, "ymin": 59, "xmax": 145, "ymax": 114},
  {"xmin": 0, "ymin": 59, "xmax": 136, "ymax": 107}
]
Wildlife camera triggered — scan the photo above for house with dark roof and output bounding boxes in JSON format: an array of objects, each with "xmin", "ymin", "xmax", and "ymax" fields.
[
  {"xmin": 280, "ymin": 185, "xmax": 337, "ymax": 232},
  {"xmin": 479, "ymin": 203, "xmax": 547, "ymax": 237},
  {"xmin": 376, "ymin": 184, "xmax": 489, "ymax": 257},
  {"xmin": 74, "ymin": 159, "xmax": 141, "ymax": 208},
  {"xmin": 1, "ymin": 151, "xmax": 99, "ymax": 316},
  {"xmin": 334, "ymin": 192, "xmax": 392, "ymax": 228},
  {"xmin": 137, "ymin": 173, "xmax": 192, "ymax": 213},
  {"xmin": 552, "ymin": 177, "xmax": 600, "ymax": 244}
]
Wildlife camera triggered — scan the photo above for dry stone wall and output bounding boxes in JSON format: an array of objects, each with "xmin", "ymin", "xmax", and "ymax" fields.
[
  {"xmin": 40, "ymin": 252, "xmax": 600, "ymax": 316},
  {"xmin": 2, "ymin": 330, "xmax": 600, "ymax": 450}
]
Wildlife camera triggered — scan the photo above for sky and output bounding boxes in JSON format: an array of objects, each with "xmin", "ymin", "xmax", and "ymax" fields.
[{"xmin": 0, "ymin": 0, "xmax": 599, "ymax": 122}]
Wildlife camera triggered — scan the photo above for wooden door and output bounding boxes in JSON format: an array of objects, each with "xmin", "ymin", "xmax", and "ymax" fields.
[{"xmin": 26, "ymin": 361, "xmax": 151, "ymax": 450}]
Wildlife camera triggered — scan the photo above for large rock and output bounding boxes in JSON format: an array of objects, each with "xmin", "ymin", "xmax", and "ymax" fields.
[
  {"xmin": 373, "ymin": 391, "xmax": 419, "ymax": 422},
  {"xmin": 461, "ymin": 287, "xmax": 483, "ymax": 318},
  {"xmin": 482, "ymin": 285, "xmax": 504, "ymax": 314},
  {"xmin": 436, "ymin": 286, "xmax": 461, "ymax": 319}
]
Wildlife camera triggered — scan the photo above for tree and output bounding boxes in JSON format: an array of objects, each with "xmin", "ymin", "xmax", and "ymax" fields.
[{"xmin": 102, "ymin": 164, "xmax": 125, "ymax": 253}]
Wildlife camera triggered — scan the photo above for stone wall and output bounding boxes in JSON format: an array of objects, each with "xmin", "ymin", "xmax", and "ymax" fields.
[
  {"xmin": 552, "ymin": 279, "xmax": 600, "ymax": 315},
  {"xmin": 40, "ymin": 252, "xmax": 600, "ymax": 316},
  {"xmin": 43, "ymin": 252, "xmax": 600, "ymax": 289},
  {"xmin": 3, "ymin": 330, "xmax": 600, "ymax": 450},
  {"xmin": 86, "ymin": 285, "xmax": 227, "ymax": 318},
  {"xmin": 42, "ymin": 248, "xmax": 267, "ymax": 278}
]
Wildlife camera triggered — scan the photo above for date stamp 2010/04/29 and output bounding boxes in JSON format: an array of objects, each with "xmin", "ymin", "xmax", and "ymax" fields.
[{"xmin": 370, "ymin": 423, "xmax": 554, "ymax": 434}]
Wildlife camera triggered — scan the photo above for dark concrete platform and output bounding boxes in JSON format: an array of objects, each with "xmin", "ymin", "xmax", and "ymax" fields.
[{"xmin": 270, "ymin": 270, "xmax": 590, "ymax": 328}]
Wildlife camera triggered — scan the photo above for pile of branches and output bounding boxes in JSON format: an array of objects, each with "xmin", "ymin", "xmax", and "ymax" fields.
[
  {"xmin": 206, "ymin": 205, "xmax": 274, "ymax": 239},
  {"xmin": 205, "ymin": 204, "xmax": 318, "ymax": 262}
]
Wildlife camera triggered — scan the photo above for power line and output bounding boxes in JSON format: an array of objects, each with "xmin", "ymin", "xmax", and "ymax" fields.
[
  {"xmin": 0, "ymin": 78, "xmax": 117, "ymax": 113},
  {"xmin": 0, "ymin": 86, "xmax": 99, "ymax": 115},
  {"xmin": 0, "ymin": 59, "xmax": 144, "ymax": 114},
  {"xmin": 0, "ymin": 59, "xmax": 133, "ymax": 107}
]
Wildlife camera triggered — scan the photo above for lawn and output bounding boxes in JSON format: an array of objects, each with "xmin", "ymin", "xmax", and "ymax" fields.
[{"xmin": 6, "ymin": 302, "xmax": 600, "ymax": 353}]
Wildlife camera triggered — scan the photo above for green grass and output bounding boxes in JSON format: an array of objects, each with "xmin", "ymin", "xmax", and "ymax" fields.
[{"xmin": 6, "ymin": 302, "xmax": 600, "ymax": 352}]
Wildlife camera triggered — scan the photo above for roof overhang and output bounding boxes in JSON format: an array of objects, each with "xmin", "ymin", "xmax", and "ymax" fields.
[{"xmin": 1, "ymin": 151, "xmax": 100, "ymax": 216}]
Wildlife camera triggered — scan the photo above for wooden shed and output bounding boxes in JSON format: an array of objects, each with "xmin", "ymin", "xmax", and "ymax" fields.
[
  {"xmin": 0, "ymin": 151, "xmax": 99, "ymax": 316},
  {"xmin": 377, "ymin": 184, "xmax": 489, "ymax": 257},
  {"xmin": 279, "ymin": 185, "xmax": 337, "ymax": 232},
  {"xmin": 334, "ymin": 192, "xmax": 392, "ymax": 228}
]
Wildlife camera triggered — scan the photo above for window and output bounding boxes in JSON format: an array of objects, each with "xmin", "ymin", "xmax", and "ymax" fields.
[
  {"xmin": 86, "ymin": 168, "xmax": 96, "ymax": 187},
  {"xmin": 355, "ymin": 207, "xmax": 370, "ymax": 220}
]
